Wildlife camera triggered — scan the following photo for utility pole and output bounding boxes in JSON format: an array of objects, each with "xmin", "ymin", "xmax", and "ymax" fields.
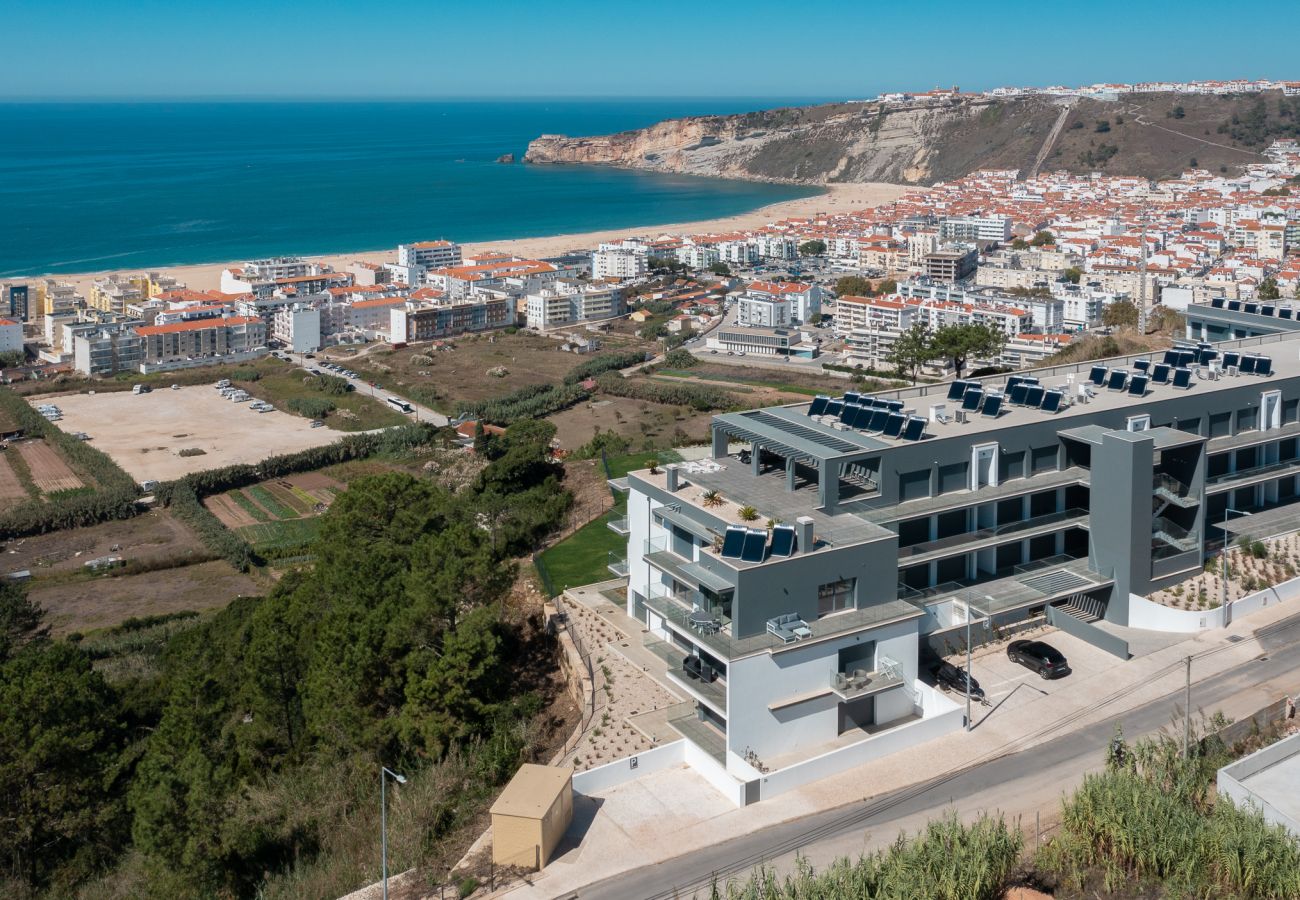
[
  {"xmin": 1138, "ymin": 218, "xmax": 1150, "ymax": 334},
  {"xmin": 1183, "ymin": 655, "xmax": 1192, "ymax": 757},
  {"xmin": 965, "ymin": 606, "xmax": 973, "ymax": 732}
]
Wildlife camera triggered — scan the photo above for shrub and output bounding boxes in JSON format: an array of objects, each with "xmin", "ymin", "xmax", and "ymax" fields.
[
  {"xmin": 177, "ymin": 448, "xmax": 206, "ymax": 457},
  {"xmin": 457, "ymin": 383, "xmax": 589, "ymax": 425},
  {"xmin": 563, "ymin": 351, "xmax": 648, "ymax": 384},
  {"xmin": 661, "ymin": 348, "xmax": 699, "ymax": 369},
  {"xmin": 593, "ymin": 371, "xmax": 741, "ymax": 411},
  {"xmin": 230, "ymin": 366, "xmax": 261, "ymax": 382},
  {"xmin": 738, "ymin": 505, "xmax": 758, "ymax": 521},
  {"xmin": 287, "ymin": 397, "xmax": 336, "ymax": 418},
  {"xmin": 312, "ymin": 374, "xmax": 353, "ymax": 396}
]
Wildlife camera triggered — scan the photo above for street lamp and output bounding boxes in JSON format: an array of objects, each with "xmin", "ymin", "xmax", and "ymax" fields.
[
  {"xmin": 964, "ymin": 597, "xmax": 992, "ymax": 732},
  {"xmin": 1221, "ymin": 507, "xmax": 1252, "ymax": 615},
  {"xmin": 381, "ymin": 766, "xmax": 407, "ymax": 900}
]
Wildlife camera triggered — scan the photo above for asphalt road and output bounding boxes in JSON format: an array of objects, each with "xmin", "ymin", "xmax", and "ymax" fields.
[
  {"xmin": 283, "ymin": 351, "xmax": 449, "ymax": 426},
  {"xmin": 578, "ymin": 613, "xmax": 1300, "ymax": 900}
]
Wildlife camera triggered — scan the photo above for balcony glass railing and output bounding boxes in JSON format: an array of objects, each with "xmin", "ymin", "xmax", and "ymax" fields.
[
  {"xmin": 898, "ymin": 508, "xmax": 1089, "ymax": 559},
  {"xmin": 1206, "ymin": 457, "xmax": 1300, "ymax": 487},
  {"xmin": 607, "ymin": 552, "xmax": 628, "ymax": 577}
]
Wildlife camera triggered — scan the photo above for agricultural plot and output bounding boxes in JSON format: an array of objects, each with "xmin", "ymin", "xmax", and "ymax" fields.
[
  {"xmin": 13, "ymin": 438, "xmax": 85, "ymax": 494},
  {"xmin": 205, "ymin": 473, "xmax": 342, "ymax": 553},
  {"xmin": 0, "ymin": 453, "xmax": 29, "ymax": 503}
]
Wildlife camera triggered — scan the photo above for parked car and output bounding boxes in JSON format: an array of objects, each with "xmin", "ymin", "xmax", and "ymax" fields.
[
  {"xmin": 309, "ymin": 420, "xmax": 324, "ymax": 428},
  {"xmin": 1007, "ymin": 640, "xmax": 1070, "ymax": 679},
  {"xmin": 931, "ymin": 661, "xmax": 985, "ymax": 700}
]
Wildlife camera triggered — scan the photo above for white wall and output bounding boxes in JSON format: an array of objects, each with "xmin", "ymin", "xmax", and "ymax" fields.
[
  {"xmin": 572, "ymin": 741, "xmax": 686, "ymax": 794},
  {"xmin": 1128, "ymin": 575, "xmax": 1300, "ymax": 633},
  {"xmin": 625, "ymin": 488, "xmax": 653, "ymax": 619}
]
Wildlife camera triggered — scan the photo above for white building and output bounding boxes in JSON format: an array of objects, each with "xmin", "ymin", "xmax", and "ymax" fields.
[
  {"xmin": 747, "ymin": 280, "xmax": 823, "ymax": 323},
  {"xmin": 525, "ymin": 282, "xmax": 625, "ymax": 330},
  {"xmin": 938, "ymin": 214, "xmax": 1013, "ymax": 243},
  {"xmin": 736, "ymin": 294, "xmax": 791, "ymax": 328},
  {"xmin": 0, "ymin": 318, "xmax": 22, "ymax": 355},
  {"xmin": 271, "ymin": 304, "xmax": 322, "ymax": 353},
  {"xmin": 592, "ymin": 249, "xmax": 648, "ymax": 281},
  {"xmin": 397, "ymin": 240, "xmax": 463, "ymax": 271}
]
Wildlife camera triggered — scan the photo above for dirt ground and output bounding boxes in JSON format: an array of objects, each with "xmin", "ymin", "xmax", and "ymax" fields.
[
  {"xmin": 1, "ymin": 509, "xmax": 208, "ymax": 576},
  {"xmin": 548, "ymin": 396, "xmax": 714, "ymax": 452},
  {"xmin": 0, "ymin": 453, "xmax": 27, "ymax": 503},
  {"xmin": 31, "ymin": 559, "xmax": 261, "ymax": 635},
  {"xmin": 34, "ymin": 386, "xmax": 347, "ymax": 482},
  {"xmin": 15, "ymin": 438, "xmax": 84, "ymax": 493},
  {"xmin": 206, "ymin": 472, "xmax": 343, "ymax": 529},
  {"xmin": 342, "ymin": 330, "xmax": 652, "ymax": 410}
]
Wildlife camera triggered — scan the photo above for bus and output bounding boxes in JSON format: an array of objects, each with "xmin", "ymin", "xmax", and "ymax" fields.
[{"xmin": 386, "ymin": 397, "xmax": 414, "ymax": 414}]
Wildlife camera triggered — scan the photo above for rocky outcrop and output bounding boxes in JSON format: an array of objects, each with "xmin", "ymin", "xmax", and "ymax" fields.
[
  {"xmin": 524, "ymin": 99, "xmax": 1065, "ymax": 186},
  {"xmin": 525, "ymin": 92, "xmax": 1281, "ymax": 186}
]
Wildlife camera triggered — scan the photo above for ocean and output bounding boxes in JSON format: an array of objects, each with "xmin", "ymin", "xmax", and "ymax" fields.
[{"xmin": 0, "ymin": 100, "xmax": 825, "ymax": 277}]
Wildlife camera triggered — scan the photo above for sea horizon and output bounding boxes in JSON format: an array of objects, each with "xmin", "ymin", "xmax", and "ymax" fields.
[{"xmin": 0, "ymin": 99, "xmax": 827, "ymax": 278}]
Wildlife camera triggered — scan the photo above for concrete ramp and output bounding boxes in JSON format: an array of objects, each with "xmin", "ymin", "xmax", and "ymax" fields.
[{"xmin": 1047, "ymin": 603, "xmax": 1130, "ymax": 659}]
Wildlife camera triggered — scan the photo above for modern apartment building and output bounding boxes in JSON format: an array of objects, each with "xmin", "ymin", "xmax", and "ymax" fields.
[
  {"xmin": 70, "ymin": 323, "xmax": 145, "ymax": 376},
  {"xmin": 135, "ymin": 315, "xmax": 268, "ymax": 372},
  {"xmin": 746, "ymin": 281, "xmax": 822, "ymax": 323},
  {"xmin": 2, "ymin": 284, "xmax": 31, "ymax": 323},
  {"xmin": 389, "ymin": 296, "xmax": 512, "ymax": 343},
  {"xmin": 0, "ymin": 318, "xmax": 22, "ymax": 355},
  {"xmin": 735, "ymin": 294, "xmax": 791, "ymax": 329},
  {"xmin": 616, "ymin": 330, "xmax": 1300, "ymax": 802},
  {"xmin": 591, "ymin": 248, "xmax": 648, "ymax": 280},
  {"xmin": 398, "ymin": 240, "xmax": 463, "ymax": 271},
  {"xmin": 525, "ymin": 282, "xmax": 625, "ymax": 330},
  {"xmin": 938, "ymin": 214, "xmax": 1012, "ymax": 244}
]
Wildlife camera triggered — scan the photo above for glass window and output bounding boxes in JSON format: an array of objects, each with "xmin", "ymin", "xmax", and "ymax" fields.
[{"xmin": 818, "ymin": 578, "xmax": 856, "ymax": 616}]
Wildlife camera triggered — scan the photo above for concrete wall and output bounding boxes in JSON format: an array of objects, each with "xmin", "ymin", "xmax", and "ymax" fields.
[
  {"xmin": 1217, "ymin": 732, "xmax": 1300, "ymax": 837},
  {"xmin": 1088, "ymin": 431, "xmax": 1153, "ymax": 618},
  {"xmin": 571, "ymin": 741, "xmax": 687, "ymax": 794},
  {"xmin": 1128, "ymin": 575, "xmax": 1300, "ymax": 633},
  {"xmin": 726, "ymin": 618, "xmax": 920, "ymax": 761}
]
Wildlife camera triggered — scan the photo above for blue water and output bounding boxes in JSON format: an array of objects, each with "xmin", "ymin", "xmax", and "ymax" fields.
[{"xmin": 0, "ymin": 100, "xmax": 824, "ymax": 277}]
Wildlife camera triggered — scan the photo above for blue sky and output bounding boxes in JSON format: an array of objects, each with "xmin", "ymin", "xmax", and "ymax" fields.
[{"xmin": 5, "ymin": 0, "xmax": 1298, "ymax": 100}]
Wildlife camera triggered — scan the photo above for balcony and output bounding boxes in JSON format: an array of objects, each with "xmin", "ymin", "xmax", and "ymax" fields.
[
  {"xmin": 897, "ymin": 507, "xmax": 1090, "ymax": 563},
  {"xmin": 666, "ymin": 656, "xmax": 727, "ymax": 713},
  {"xmin": 607, "ymin": 552, "xmax": 628, "ymax": 577},
  {"xmin": 829, "ymin": 665, "xmax": 904, "ymax": 701},
  {"xmin": 1206, "ymin": 457, "xmax": 1300, "ymax": 492},
  {"xmin": 668, "ymin": 707, "xmax": 726, "ymax": 763},
  {"xmin": 607, "ymin": 516, "xmax": 630, "ymax": 536}
]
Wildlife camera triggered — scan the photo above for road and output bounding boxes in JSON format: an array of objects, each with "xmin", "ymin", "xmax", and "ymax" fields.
[
  {"xmin": 283, "ymin": 351, "xmax": 449, "ymax": 426},
  {"xmin": 578, "ymin": 613, "xmax": 1300, "ymax": 900}
]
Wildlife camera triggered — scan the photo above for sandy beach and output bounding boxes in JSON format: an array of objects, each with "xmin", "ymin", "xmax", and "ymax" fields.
[{"xmin": 42, "ymin": 182, "xmax": 910, "ymax": 296}]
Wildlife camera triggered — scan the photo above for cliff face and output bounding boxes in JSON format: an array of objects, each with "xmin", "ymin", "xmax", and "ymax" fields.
[
  {"xmin": 524, "ymin": 99, "xmax": 1064, "ymax": 186},
  {"xmin": 525, "ymin": 92, "xmax": 1294, "ymax": 185}
]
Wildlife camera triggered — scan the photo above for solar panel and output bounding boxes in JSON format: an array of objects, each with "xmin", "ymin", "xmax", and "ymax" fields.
[
  {"xmin": 946, "ymin": 381, "xmax": 968, "ymax": 401},
  {"xmin": 720, "ymin": 526, "xmax": 745, "ymax": 558},
  {"xmin": 1257, "ymin": 356, "xmax": 1273, "ymax": 376},
  {"xmin": 1198, "ymin": 349, "xmax": 1217, "ymax": 365},
  {"xmin": 885, "ymin": 399, "xmax": 905, "ymax": 412},
  {"xmin": 1211, "ymin": 297, "xmax": 1225, "ymax": 308},
  {"xmin": 740, "ymin": 528, "xmax": 768, "ymax": 563},
  {"xmin": 1151, "ymin": 363, "xmax": 1171, "ymax": 384},
  {"xmin": 1041, "ymin": 390, "xmax": 1063, "ymax": 413},
  {"xmin": 961, "ymin": 389, "xmax": 984, "ymax": 411},
  {"xmin": 1128, "ymin": 374, "xmax": 1149, "ymax": 396},
  {"xmin": 1239, "ymin": 355, "xmax": 1257, "ymax": 375},
  {"xmin": 1262, "ymin": 305, "xmax": 1276, "ymax": 317},
  {"xmin": 900, "ymin": 417, "xmax": 926, "ymax": 441},
  {"xmin": 1133, "ymin": 358, "xmax": 1151, "ymax": 372},
  {"xmin": 882, "ymin": 412, "xmax": 906, "ymax": 437},
  {"xmin": 1024, "ymin": 385, "xmax": 1044, "ymax": 407},
  {"xmin": 844, "ymin": 391, "xmax": 861, "ymax": 406},
  {"xmin": 1172, "ymin": 367, "xmax": 1192, "ymax": 389},
  {"xmin": 1162, "ymin": 350, "xmax": 1179, "ymax": 366},
  {"xmin": 1244, "ymin": 303, "xmax": 1258, "ymax": 314},
  {"xmin": 1020, "ymin": 376, "xmax": 1040, "ymax": 386},
  {"xmin": 866, "ymin": 409, "xmax": 890, "ymax": 433},
  {"xmin": 1006, "ymin": 375, "xmax": 1025, "ymax": 391},
  {"xmin": 849, "ymin": 405, "xmax": 874, "ymax": 430},
  {"xmin": 839, "ymin": 403, "xmax": 859, "ymax": 424},
  {"xmin": 1009, "ymin": 384, "xmax": 1029, "ymax": 405},
  {"xmin": 1228, "ymin": 300, "xmax": 1242, "ymax": 311},
  {"xmin": 981, "ymin": 394, "xmax": 1004, "ymax": 418},
  {"xmin": 769, "ymin": 525, "xmax": 796, "ymax": 557},
  {"xmin": 1283, "ymin": 308, "xmax": 1294, "ymax": 320},
  {"xmin": 1177, "ymin": 350, "xmax": 1196, "ymax": 367},
  {"xmin": 808, "ymin": 395, "xmax": 829, "ymax": 417},
  {"xmin": 1089, "ymin": 365, "xmax": 1108, "ymax": 386},
  {"xmin": 1107, "ymin": 370, "xmax": 1128, "ymax": 391},
  {"xmin": 1222, "ymin": 351, "xmax": 1240, "ymax": 369},
  {"xmin": 825, "ymin": 399, "xmax": 843, "ymax": 417}
]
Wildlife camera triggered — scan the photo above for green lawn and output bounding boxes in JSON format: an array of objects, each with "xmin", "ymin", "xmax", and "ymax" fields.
[
  {"xmin": 538, "ymin": 501, "xmax": 627, "ymax": 592},
  {"xmin": 601, "ymin": 449, "xmax": 683, "ymax": 479}
]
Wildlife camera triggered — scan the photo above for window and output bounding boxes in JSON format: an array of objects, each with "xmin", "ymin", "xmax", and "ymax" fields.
[
  {"xmin": 818, "ymin": 578, "xmax": 856, "ymax": 617},
  {"xmin": 1262, "ymin": 390, "xmax": 1281, "ymax": 431}
]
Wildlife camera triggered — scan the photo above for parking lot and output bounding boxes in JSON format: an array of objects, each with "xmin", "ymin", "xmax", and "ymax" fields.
[
  {"xmin": 938, "ymin": 628, "xmax": 1121, "ymax": 723},
  {"xmin": 36, "ymin": 385, "xmax": 345, "ymax": 482}
]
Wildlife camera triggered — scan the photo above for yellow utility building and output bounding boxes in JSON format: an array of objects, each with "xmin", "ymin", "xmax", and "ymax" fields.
[{"xmin": 490, "ymin": 764, "xmax": 574, "ymax": 871}]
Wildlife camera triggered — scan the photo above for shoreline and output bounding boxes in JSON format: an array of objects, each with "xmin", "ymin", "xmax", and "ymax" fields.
[{"xmin": 37, "ymin": 182, "xmax": 910, "ymax": 297}]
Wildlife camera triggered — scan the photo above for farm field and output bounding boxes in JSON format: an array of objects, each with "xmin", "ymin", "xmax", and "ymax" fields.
[
  {"xmin": 0, "ymin": 452, "xmax": 28, "ymax": 502},
  {"xmin": 37, "ymin": 385, "xmax": 347, "ymax": 481},
  {"xmin": 1, "ymin": 509, "xmax": 208, "ymax": 577},
  {"xmin": 30, "ymin": 559, "xmax": 261, "ymax": 636},
  {"xmin": 206, "ymin": 471, "xmax": 343, "ymax": 553},
  {"xmin": 15, "ymin": 438, "xmax": 85, "ymax": 493}
]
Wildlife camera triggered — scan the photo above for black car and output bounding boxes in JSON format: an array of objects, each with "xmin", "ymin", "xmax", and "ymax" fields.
[
  {"xmin": 931, "ymin": 661, "xmax": 985, "ymax": 701},
  {"xmin": 1008, "ymin": 640, "xmax": 1070, "ymax": 679}
]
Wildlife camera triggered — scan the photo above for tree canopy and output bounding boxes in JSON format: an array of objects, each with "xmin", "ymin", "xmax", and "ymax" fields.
[
  {"xmin": 930, "ymin": 323, "xmax": 1007, "ymax": 380},
  {"xmin": 798, "ymin": 239, "xmax": 826, "ymax": 256},
  {"xmin": 886, "ymin": 322, "xmax": 932, "ymax": 384},
  {"xmin": 1102, "ymin": 299, "xmax": 1140, "ymax": 330}
]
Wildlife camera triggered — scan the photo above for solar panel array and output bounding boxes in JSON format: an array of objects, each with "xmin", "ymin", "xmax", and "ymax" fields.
[
  {"xmin": 720, "ymin": 523, "xmax": 798, "ymax": 562},
  {"xmin": 1213, "ymin": 296, "xmax": 1296, "ymax": 320},
  {"xmin": 805, "ymin": 393, "xmax": 927, "ymax": 442}
]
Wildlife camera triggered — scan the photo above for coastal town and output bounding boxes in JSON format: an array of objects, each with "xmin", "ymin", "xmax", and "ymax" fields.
[{"xmin": 6, "ymin": 71, "xmax": 1300, "ymax": 900}]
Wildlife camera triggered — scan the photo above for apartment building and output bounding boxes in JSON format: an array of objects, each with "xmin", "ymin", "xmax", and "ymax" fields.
[
  {"xmin": 938, "ymin": 214, "xmax": 1012, "ymax": 243},
  {"xmin": 525, "ymin": 282, "xmax": 625, "ymax": 330},
  {"xmin": 923, "ymin": 245, "xmax": 978, "ymax": 282},
  {"xmin": 71, "ymin": 323, "xmax": 145, "ymax": 376},
  {"xmin": 220, "ymin": 258, "xmax": 350, "ymax": 298},
  {"xmin": 269, "ymin": 304, "xmax": 322, "ymax": 353},
  {"xmin": 389, "ymin": 296, "xmax": 512, "ymax": 344},
  {"xmin": 134, "ymin": 315, "xmax": 267, "ymax": 372},
  {"xmin": 616, "ymin": 330, "xmax": 1300, "ymax": 803},
  {"xmin": 735, "ymin": 293, "xmax": 790, "ymax": 329},
  {"xmin": 898, "ymin": 281, "xmax": 1062, "ymax": 332},
  {"xmin": 746, "ymin": 280, "xmax": 822, "ymax": 323},
  {"xmin": 592, "ymin": 248, "xmax": 648, "ymax": 280},
  {"xmin": 36, "ymin": 281, "xmax": 82, "ymax": 318},
  {"xmin": 90, "ymin": 275, "xmax": 147, "ymax": 315},
  {"xmin": 2, "ymin": 284, "xmax": 31, "ymax": 322},
  {"xmin": 0, "ymin": 318, "xmax": 22, "ymax": 355},
  {"xmin": 398, "ymin": 240, "xmax": 463, "ymax": 270}
]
